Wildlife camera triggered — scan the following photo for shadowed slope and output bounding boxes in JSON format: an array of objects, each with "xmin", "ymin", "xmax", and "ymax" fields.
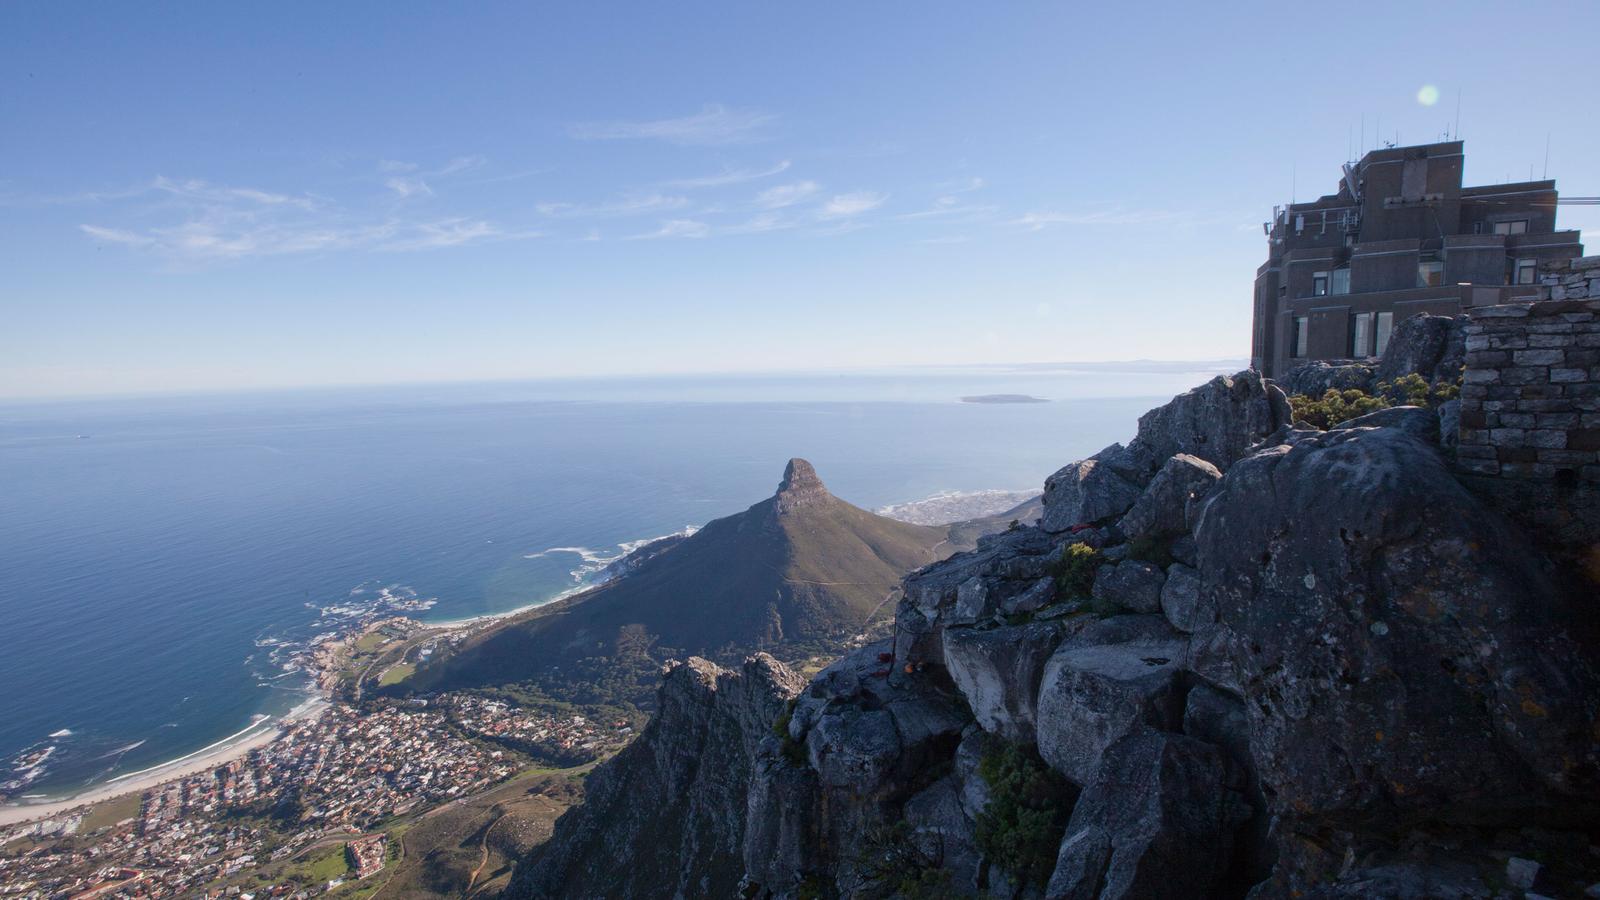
[{"xmin": 407, "ymin": 460, "xmax": 958, "ymax": 695}]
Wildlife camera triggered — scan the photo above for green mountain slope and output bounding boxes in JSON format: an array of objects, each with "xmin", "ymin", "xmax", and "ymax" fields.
[{"xmin": 405, "ymin": 459, "xmax": 965, "ymax": 699}]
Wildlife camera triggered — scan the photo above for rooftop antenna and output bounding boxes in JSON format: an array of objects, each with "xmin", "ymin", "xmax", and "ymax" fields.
[
  {"xmin": 1453, "ymin": 90, "xmax": 1462, "ymax": 140},
  {"xmin": 1375, "ymin": 115, "xmax": 1381, "ymax": 151},
  {"xmin": 1543, "ymin": 132, "xmax": 1551, "ymax": 179},
  {"xmin": 1360, "ymin": 114, "xmax": 1365, "ymax": 157}
]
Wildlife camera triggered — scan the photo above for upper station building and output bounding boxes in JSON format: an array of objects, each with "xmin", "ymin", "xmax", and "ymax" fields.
[{"xmin": 1251, "ymin": 140, "xmax": 1584, "ymax": 378}]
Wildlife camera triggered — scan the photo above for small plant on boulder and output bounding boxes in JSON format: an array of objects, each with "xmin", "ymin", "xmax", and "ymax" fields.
[
  {"xmin": 974, "ymin": 742, "xmax": 1074, "ymax": 888},
  {"xmin": 1050, "ymin": 543, "xmax": 1100, "ymax": 600}
]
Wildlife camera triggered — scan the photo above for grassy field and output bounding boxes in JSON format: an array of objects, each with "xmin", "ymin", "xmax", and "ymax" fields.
[
  {"xmin": 79, "ymin": 793, "xmax": 142, "ymax": 833},
  {"xmin": 298, "ymin": 844, "xmax": 354, "ymax": 883},
  {"xmin": 378, "ymin": 663, "xmax": 416, "ymax": 687},
  {"xmin": 361, "ymin": 764, "xmax": 591, "ymax": 899}
]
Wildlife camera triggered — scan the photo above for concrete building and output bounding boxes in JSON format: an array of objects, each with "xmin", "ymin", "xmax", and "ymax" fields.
[{"xmin": 1252, "ymin": 140, "xmax": 1583, "ymax": 378}]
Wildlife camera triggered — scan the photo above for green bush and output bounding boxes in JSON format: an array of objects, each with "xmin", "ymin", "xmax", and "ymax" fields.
[
  {"xmin": 1050, "ymin": 543, "xmax": 1100, "ymax": 599},
  {"xmin": 772, "ymin": 699, "xmax": 807, "ymax": 766},
  {"xmin": 1289, "ymin": 374, "xmax": 1462, "ymax": 430},
  {"xmin": 974, "ymin": 743, "xmax": 1073, "ymax": 888},
  {"xmin": 1288, "ymin": 387, "xmax": 1389, "ymax": 429}
]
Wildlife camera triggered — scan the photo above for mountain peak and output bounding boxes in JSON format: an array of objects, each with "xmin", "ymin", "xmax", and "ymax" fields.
[{"xmin": 775, "ymin": 458, "xmax": 830, "ymax": 512}]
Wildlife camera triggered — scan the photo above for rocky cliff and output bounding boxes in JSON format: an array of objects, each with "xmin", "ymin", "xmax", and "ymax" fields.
[{"xmin": 510, "ymin": 369, "xmax": 1600, "ymax": 899}]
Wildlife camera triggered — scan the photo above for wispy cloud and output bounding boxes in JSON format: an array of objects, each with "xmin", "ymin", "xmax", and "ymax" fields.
[
  {"xmin": 536, "ymin": 193, "xmax": 688, "ymax": 219},
  {"xmin": 664, "ymin": 160, "xmax": 790, "ymax": 189},
  {"xmin": 568, "ymin": 104, "xmax": 776, "ymax": 146},
  {"xmin": 384, "ymin": 176, "xmax": 434, "ymax": 199},
  {"xmin": 379, "ymin": 218, "xmax": 538, "ymax": 252},
  {"xmin": 628, "ymin": 219, "xmax": 710, "ymax": 240},
  {"xmin": 1009, "ymin": 208, "xmax": 1192, "ymax": 230},
  {"xmin": 150, "ymin": 176, "xmax": 317, "ymax": 211},
  {"xmin": 76, "ymin": 170, "xmax": 534, "ymax": 261},
  {"xmin": 723, "ymin": 212, "xmax": 795, "ymax": 235},
  {"xmin": 819, "ymin": 191, "xmax": 887, "ymax": 219},
  {"xmin": 756, "ymin": 181, "xmax": 820, "ymax": 209}
]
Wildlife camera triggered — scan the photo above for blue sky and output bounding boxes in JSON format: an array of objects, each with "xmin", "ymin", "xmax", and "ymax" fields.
[{"xmin": 3, "ymin": 1, "xmax": 1596, "ymax": 399}]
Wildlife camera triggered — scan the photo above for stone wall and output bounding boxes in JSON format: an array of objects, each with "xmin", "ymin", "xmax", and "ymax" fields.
[
  {"xmin": 1455, "ymin": 296, "xmax": 1600, "ymax": 566},
  {"xmin": 1456, "ymin": 298, "xmax": 1600, "ymax": 480},
  {"xmin": 1532, "ymin": 254, "xmax": 1600, "ymax": 301}
]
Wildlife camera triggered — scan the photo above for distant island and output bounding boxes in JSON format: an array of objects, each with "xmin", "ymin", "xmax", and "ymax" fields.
[{"xmin": 959, "ymin": 393, "xmax": 1050, "ymax": 404}]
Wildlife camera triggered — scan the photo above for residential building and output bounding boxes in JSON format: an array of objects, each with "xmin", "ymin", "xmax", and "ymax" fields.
[{"xmin": 1251, "ymin": 140, "xmax": 1583, "ymax": 378}]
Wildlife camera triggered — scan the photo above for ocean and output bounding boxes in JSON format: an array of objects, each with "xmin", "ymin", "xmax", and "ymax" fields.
[{"xmin": 0, "ymin": 362, "xmax": 1236, "ymax": 800}]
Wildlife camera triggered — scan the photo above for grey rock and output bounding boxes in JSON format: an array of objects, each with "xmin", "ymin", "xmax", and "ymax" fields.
[
  {"xmin": 953, "ymin": 726, "xmax": 996, "ymax": 823},
  {"xmin": 1330, "ymin": 404, "xmax": 1439, "ymax": 443},
  {"xmin": 1196, "ymin": 424, "xmax": 1600, "ymax": 886},
  {"xmin": 1436, "ymin": 398, "xmax": 1460, "ymax": 450},
  {"xmin": 1505, "ymin": 856, "xmax": 1540, "ymax": 891},
  {"xmin": 952, "ymin": 575, "xmax": 993, "ymax": 625},
  {"xmin": 1091, "ymin": 560, "xmax": 1166, "ymax": 614},
  {"xmin": 512, "ymin": 654, "xmax": 804, "ymax": 900},
  {"xmin": 1277, "ymin": 360, "xmax": 1375, "ymax": 397},
  {"xmin": 1117, "ymin": 453, "xmax": 1222, "ymax": 542},
  {"xmin": 806, "ymin": 707, "xmax": 900, "ymax": 789},
  {"xmin": 1168, "ymin": 533, "xmax": 1197, "ymax": 567},
  {"xmin": 1035, "ymin": 628, "xmax": 1188, "ymax": 785},
  {"xmin": 1046, "ymin": 733, "xmax": 1249, "ymax": 900},
  {"xmin": 1374, "ymin": 313, "xmax": 1467, "ymax": 384},
  {"xmin": 942, "ymin": 620, "xmax": 1067, "ymax": 744},
  {"xmin": 1129, "ymin": 370, "xmax": 1292, "ymax": 471},
  {"xmin": 1041, "ymin": 451, "xmax": 1144, "ymax": 533},
  {"xmin": 1001, "ymin": 576, "xmax": 1056, "ymax": 616},
  {"xmin": 902, "ymin": 775, "xmax": 983, "ymax": 894},
  {"xmin": 1158, "ymin": 563, "xmax": 1209, "ymax": 632}
]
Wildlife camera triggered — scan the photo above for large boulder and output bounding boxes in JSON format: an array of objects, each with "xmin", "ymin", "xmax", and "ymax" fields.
[
  {"xmin": 1277, "ymin": 360, "xmax": 1375, "ymax": 397},
  {"xmin": 1130, "ymin": 370, "xmax": 1292, "ymax": 471},
  {"xmin": 1035, "ymin": 619, "xmax": 1189, "ymax": 785},
  {"xmin": 942, "ymin": 620, "xmax": 1068, "ymax": 745},
  {"xmin": 1195, "ymin": 425, "xmax": 1600, "ymax": 857},
  {"xmin": 1041, "ymin": 451, "xmax": 1144, "ymax": 533},
  {"xmin": 1158, "ymin": 563, "xmax": 1209, "ymax": 632},
  {"xmin": 1117, "ymin": 453, "xmax": 1222, "ymax": 542},
  {"xmin": 1373, "ymin": 313, "xmax": 1467, "ymax": 384},
  {"xmin": 1329, "ymin": 404, "xmax": 1439, "ymax": 444},
  {"xmin": 1091, "ymin": 559, "xmax": 1166, "ymax": 614},
  {"xmin": 1045, "ymin": 732, "xmax": 1251, "ymax": 900}
]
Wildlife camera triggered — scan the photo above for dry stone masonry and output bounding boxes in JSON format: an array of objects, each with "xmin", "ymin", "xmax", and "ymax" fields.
[
  {"xmin": 1535, "ymin": 254, "xmax": 1600, "ymax": 302},
  {"xmin": 1455, "ymin": 296, "xmax": 1600, "ymax": 481}
]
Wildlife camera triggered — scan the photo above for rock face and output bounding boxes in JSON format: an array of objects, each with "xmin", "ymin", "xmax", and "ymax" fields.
[
  {"xmin": 1372, "ymin": 313, "xmax": 1467, "ymax": 385},
  {"xmin": 1042, "ymin": 370, "xmax": 1288, "ymax": 533},
  {"xmin": 510, "ymin": 654, "xmax": 805, "ymax": 899},
  {"xmin": 511, "ymin": 369, "xmax": 1600, "ymax": 900}
]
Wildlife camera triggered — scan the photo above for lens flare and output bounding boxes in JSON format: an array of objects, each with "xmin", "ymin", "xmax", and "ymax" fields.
[{"xmin": 1417, "ymin": 85, "xmax": 1440, "ymax": 106}]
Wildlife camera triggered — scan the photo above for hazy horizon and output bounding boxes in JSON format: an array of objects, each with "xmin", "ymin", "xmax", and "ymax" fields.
[{"xmin": 4, "ymin": 2, "xmax": 1596, "ymax": 400}]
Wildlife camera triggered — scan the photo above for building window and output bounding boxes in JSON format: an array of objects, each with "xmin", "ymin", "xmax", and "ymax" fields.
[
  {"xmin": 1352, "ymin": 312, "xmax": 1373, "ymax": 358},
  {"xmin": 1375, "ymin": 311, "xmax": 1394, "ymax": 357},
  {"xmin": 1514, "ymin": 258, "xmax": 1538, "ymax": 285},
  {"xmin": 1330, "ymin": 267, "xmax": 1350, "ymax": 295},
  {"xmin": 1493, "ymin": 220, "xmax": 1528, "ymax": 236},
  {"xmin": 1312, "ymin": 271, "xmax": 1329, "ymax": 297},
  {"xmin": 1418, "ymin": 260, "xmax": 1445, "ymax": 287},
  {"xmin": 1291, "ymin": 316, "xmax": 1309, "ymax": 358}
]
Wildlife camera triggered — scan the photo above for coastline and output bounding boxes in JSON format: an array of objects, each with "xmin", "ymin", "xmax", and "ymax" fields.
[
  {"xmin": 0, "ymin": 698, "xmax": 327, "ymax": 829},
  {"xmin": 0, "ymin": 490, "xmax": 1011, "ymax": 830}
]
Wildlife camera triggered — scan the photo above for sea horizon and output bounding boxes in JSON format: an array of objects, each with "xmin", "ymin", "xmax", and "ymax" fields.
[{"xmin": 0, "ymin": 362, "xmax": 1237, "ymax": 802}]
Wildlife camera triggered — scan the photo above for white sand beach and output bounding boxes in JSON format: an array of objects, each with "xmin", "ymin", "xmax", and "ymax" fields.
[{"xmin": 0, "ymin": 699, "xmax": 328, "ymax": 829}]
